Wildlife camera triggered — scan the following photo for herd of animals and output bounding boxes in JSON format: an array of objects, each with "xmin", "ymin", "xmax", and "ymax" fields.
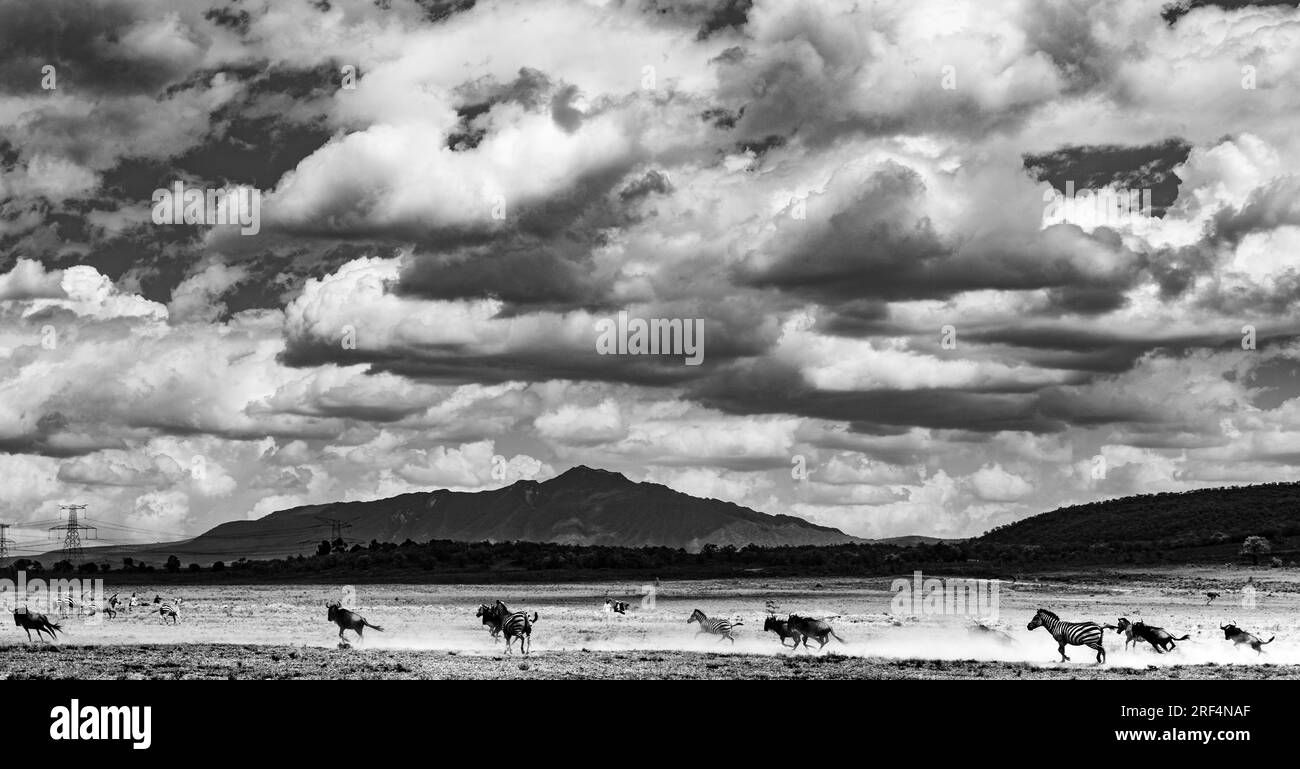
[{"xmin": 5, "ymin": 589, "xmax": 1284, "ymax": 665}]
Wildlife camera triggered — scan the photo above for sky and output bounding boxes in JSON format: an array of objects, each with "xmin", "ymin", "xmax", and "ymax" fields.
[{"xmin": 2, "ymin": 0, "xmax": 1300, "ymax": 549}]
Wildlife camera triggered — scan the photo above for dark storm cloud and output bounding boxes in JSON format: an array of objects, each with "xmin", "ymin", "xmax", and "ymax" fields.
[
  {"xmin": 1161, "ymin": 0, "xmax": 1299, "ymax": 25},
  {"xmin": 1023, "ymin": 139, "xmax": 1192, "ymax": 218},
  {"xmin": 0, "ymin": 0, "xmax": 184, "ymax": 96},
  {"xmin": 738, "ymin": 163, "xmax": 1139, "ymax": 309}
]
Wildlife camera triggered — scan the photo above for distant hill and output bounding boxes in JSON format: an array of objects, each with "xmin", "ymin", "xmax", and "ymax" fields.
[
  {"xmin": 43, "ymin": 466, "xmax": 862, "ymax": 564},
  {"xmin": 979, "ymin": 482, "xmax": 1300, "ymax": 546}
]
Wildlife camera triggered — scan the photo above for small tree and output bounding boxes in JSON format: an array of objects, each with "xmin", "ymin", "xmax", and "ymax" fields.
[
  {"xmin": 316, "ymin": 540, "xmax": 332, "ymax": 557},
  {"xmin": 212, "ymin": 561, "xmax": 226, "ymax": 571},
  {"xmin": 188, "ymin": 563, "xmax": 201, "ymax": 572},
  {"xmin": 165, "ymin": 555, "xmax": 182, "ymax": 573},
  {"xmin": 1241, "ymin": 536, "xmax": 1271, "ymax": 566}
]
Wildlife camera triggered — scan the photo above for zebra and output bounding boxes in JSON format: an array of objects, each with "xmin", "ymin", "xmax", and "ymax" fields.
[
  {"xmin": 486, "ymin": 600, "xmax": 536, "ymax": 655},
  {"xmin": 1027, "ymin": 608, "xmax": 1106, "ymax": 663},
  {"xmin": 688, "ymin": 609, "xmax": 741, "ymax": 643},
  {"xmin": 13, "ymin": 608, "xmax": 62, "ymax": 642},
  {"xmin": 326, "ymin": 600, "xmax": 383, "ymax": 643},
  {"xmin": 126, "ymin": 592, "xmax": 141, "ymax": 614},
  {"xmin": 158, "ymin": 598, "xmax": 183, "ymax": 625},
  {"xmin": 604, "ymin": 599, "xmax": 630, "ymax": 615},
  {"xmin": 53, "ymin": 594, "xmax": 77, "ymax": 618}
]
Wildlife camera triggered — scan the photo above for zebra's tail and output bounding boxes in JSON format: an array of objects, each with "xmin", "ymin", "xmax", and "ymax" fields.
[{"xmin": 529, "ymin": 612, "xmax": 539, "ymax": 624}]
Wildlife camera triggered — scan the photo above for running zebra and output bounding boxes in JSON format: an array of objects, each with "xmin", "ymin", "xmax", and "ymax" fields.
[
  {"xmin": 53, "ymin": 595, "xmax": 77, "ymax": 617},
  {"xmin": 488, "ymin": 600, "xmax": 537, "ymax": 655},
  {"xmin": 158, "ymin": 598, "xmax": 183, "ymax": 625},
  {"xmin": 688, "ymin": 608, "xmax": 741, "ymax": 643},
  {"xmin": 126, "ymin": 593, "xmax": 140, "ymax": 614},
  {"xmin": 1027, "ymin": 608, "xmax": 1106, "ymax": 663}
]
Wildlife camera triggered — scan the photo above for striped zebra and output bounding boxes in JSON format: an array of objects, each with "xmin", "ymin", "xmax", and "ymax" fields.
[
  {"xmin": 158, "ymin": 598, "xmax": 183, "ymax": 625},
  {"xmin": 126, "ymin": 593, "xmax": 140, "ymax": 614},
  {"xmin": 688, "ymin": 608, "xmax": 741, "ymax": 643},
  {"xmin": 1027, "ymin": 608, "xmax": 1106, "ymax": 663},
  {"xmin": 496, "ymin": 601, "xmax": 537, "ymax": 655},
  {"xmin": 53, "ymin": 595, "xmax": 77, "ymax": 617}
]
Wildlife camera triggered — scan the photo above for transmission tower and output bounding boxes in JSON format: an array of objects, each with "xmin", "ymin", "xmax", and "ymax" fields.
[
  {"xmin": 0, "ymin": 523, "xmax": 12, "ymax": 560},
  {"xmin": 316, "ymin": 516, "xmax": 353, "ymax": 543},
  {"xmin": 49, "ymin": 504, "xmax": 96, "ymax": 563}
]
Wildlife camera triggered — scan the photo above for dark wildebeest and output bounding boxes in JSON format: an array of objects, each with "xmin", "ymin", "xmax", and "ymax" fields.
[
  {"xmin": 1221, "ymin": 623, "xmax": 1273, "ymax": 653},
  {"xmin": 786, "ymin": 614, "xmax": 845, "ymax": 651},
  {"xmin": 1205, "ymin": 592, "xmax": 1220, "ymax": 605},
  {"xmin": 13, "ymin": 608, "xmax": 61, "ymax": 642},
  {"xmin": 477, "ymin": 602, "xmax": 504, "ymax": 641},
  {"xmin": 763, "ymin": 616, "xmax": 804, "ymax": 648},
  {"xmin": 1114, "ymin": 618, "xmax": 1189, "ymax": 652},
  {"xmin": 604, "ymin": 599, "xmax": 630, "ymax": 615},
  {"xmin": 326, "ymin": 600, "xmax": 384, "ymax": 643}
]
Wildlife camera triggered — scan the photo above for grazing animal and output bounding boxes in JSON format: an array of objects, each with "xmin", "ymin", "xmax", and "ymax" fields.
[
  {"xmin": 1221, "ymin": 623, "xmax": 1273, "ymax": 653},
  {"xmin": 476, "ymin": 603, "xmax": 504, "ymax": 641},
  {"xmin": 126, "ymin": 593, "xmax": 140, "ymax": 614},
  {"xmin": 1112, "ymin": 618, "xmax": 1188, "ymax": 653},
  {"xmin": 763, "ymin": 616, "xmax": 804, "ymax": 648},
  {"xmin": 1106, "ymin": 618, "xmax": 1139, "ymax": 651},
  {"xmin": 687, "ymin": 609, "xmax": 741, "ymax": 643},
  {"xmin": 604, "ymin": 599, "xmax": 630, "ymax": 615},
  {"xmin": 480, "ymin": 600, "xmax": 535, "ymax": 654},
  {"xmin": 968, "ymin": 622, "xmax": 1016, "ymax": 646},
  {"xmin": 326, "ymin": 600, "xmax": 384, "ymax": 643},
  {"xmin": 13, "ymin": 608, "xmax": 61, "ymax": 642},
  {"xmin": 1027, "ymin": 608, "xmax": 1106, "ymax": 663},
  {"xmin": 158, "ymin": 598, "xmax": 183, "ymax": 625},
  {"xmin": 786, "ymin": 614, "xmax": 845, "ymax": 651},
  {"xmin": 53, "ymin": 595, "xmax": 77, "ymax": 617},
  {"xmin": 1205, "ymin": 592, "xmax": 1220, "ymax": 605},
  {"xmin": 488, "ymin": 600, "xmax": 537, "ymax": 655}
]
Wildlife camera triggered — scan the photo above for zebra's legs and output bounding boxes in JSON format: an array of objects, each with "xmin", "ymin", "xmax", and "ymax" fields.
[
  {"xmin": 1057, "ymin": 643, "xmax": 1069, "ymax": 662},
  {"xmin": 1091, "ymin": 643, "xmax": 1105, "ymax": 663}
]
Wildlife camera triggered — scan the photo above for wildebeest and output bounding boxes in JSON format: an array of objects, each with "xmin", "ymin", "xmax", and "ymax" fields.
[
  {"xmin": 786, "ymin": 614, "xmax": 845, "ymax": 651},
  {"xmin": 326, "ymin": 600, "xmax": 384, "ymax": 643},
  {"xmin": 1027, "ymin": 608, "xmax": 1106, "ymax": 663},
  {"xmin": 763, "ymin": 616, "xmax": 804, "ymax": 648},
  {"xmin": 1113, "ymin": 618, "xmax": 1188, "ymax": 653},
  {"xmin": 1205, "ymin": 592, "xmax": 1220, "ymax": 605},
  {"xmin": 968, "ymin": 621, "xmax": 1015, "ymax": 646},
  {"xmin": 477, "ymin": 602, "xmax": 504, "ymax": 641},
  {"xmin": 13, "ymin": 608, "xmax": 61, "ymax": 642},
  {"xmin": 1221, "ymin": 623, "xmax": 1273, "ymax": 653},
  {"xmin": 604, "ymin": 599, "xmax": 630, "ymax": 615},
  {"xmin": 688, "ymin": 609, "xmax": 740, "ymax": 643}
]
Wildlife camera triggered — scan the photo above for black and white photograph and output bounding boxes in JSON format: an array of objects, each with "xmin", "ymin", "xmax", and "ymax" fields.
[{"xmin": 1, "ymin": 0, "xmax": 1297, "ymax": 749}]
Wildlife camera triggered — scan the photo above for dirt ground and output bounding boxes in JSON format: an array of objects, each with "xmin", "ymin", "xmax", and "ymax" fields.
[{"xmin": 3, "ymin": 566, "xmax": 1296, "ymax": 679}]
